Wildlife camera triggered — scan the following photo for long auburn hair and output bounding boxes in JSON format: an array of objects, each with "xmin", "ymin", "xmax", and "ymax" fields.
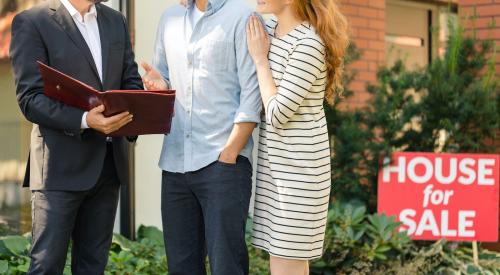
[{"xmin": 292, "ymin": 0, "xmax": 349, "ymax": 105}]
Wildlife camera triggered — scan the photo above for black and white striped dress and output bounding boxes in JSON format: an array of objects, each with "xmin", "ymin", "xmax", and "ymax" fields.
[{"xmin": 251, "ymin": 20, "xmax": 332, "ymax": 260}]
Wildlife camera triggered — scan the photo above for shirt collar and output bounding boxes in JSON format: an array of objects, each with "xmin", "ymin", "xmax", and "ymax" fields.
[
  {"xmin": 60, "ymin": 0, "xmax": 97, "ymax": 22},
  {"xmin": 186, "ymin": 0, "xmax": 227, "ymax": 16}
]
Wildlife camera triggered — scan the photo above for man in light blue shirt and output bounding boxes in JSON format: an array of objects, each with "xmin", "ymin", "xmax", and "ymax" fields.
[{"xmin": 142, "ymin": 0, "xmax": 261, "ymax": 273}]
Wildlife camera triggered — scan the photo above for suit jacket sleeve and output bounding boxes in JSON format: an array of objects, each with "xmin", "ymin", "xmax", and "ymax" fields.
[{"xmin": 10, "ymin": 12, "xmax": 84, "ymax": 137}]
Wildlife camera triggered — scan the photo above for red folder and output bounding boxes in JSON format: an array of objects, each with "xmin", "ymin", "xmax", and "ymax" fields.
[{"xmin": 37, "ymin": 61, "xmax": 175, "ymax": 137}]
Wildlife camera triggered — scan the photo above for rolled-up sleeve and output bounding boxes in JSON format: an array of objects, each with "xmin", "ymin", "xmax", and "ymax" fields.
[{"xmin": 233, "ymin": 14, "xmax": 262, "ymax": 124}]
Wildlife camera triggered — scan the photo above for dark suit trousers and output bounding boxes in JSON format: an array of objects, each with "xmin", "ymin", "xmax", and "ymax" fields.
[
  {"xmin": 28, "ymin": 143, "xmax": 120, "ymax": 275},
  {"xmin": 161, "ymin": 156, "xmax": 253, "ymax": 275}
]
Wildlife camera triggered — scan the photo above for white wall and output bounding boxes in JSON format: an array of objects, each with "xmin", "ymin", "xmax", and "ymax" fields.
[
  {"xmin": 133, "ymin": 0, "xmax": 259, "ymax": 230},
  {"xmin": 103, "ymin": 0, "xmax": 123, "ymax": 233},
  {"xmin": 102, "ymin": 0, "xmax": 119, "ymax": 10},
  {"xmin": 133, "ymin": 0, "xmax": 177, "ymax": 230}
]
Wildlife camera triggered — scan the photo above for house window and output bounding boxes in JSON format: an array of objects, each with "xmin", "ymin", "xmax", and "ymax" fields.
[{"xmin": 386, "ymin": 0, "xmax": 458, "ymax": 69}]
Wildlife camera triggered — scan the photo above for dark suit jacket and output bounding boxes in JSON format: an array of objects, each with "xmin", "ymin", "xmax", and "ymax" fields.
[{"xmin": 10, "ymin": 0, "xmax": 144, "ymax": 191}]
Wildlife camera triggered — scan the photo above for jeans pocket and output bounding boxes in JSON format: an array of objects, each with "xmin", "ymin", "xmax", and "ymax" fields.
[{"xmin": 216, "ymin": 160, "xmax": 237, "ymax": 167}]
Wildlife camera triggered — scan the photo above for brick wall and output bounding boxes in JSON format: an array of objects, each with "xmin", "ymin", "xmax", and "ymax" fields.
[
  {"xmin": 457, "ymin": 0, "xmax": 500, "ymax": 147},
  {"xmin": 340, "ymin": 0, "xmax": 386, "ymax": 109},
  {"xmin": 459, "ymin": 0, "xmax": 500, "ymax": 74},
  {"xmin": 459, "ymin": 0, "xmax": 500, "ymax": 251},
  {"xmin": 458, "ymin": 1, "xmax": 500, "ymax": 160}
]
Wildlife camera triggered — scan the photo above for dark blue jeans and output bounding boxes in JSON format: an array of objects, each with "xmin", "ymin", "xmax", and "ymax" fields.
[{"xmin": 161, "ymin": 156, "xmax": 252, "ymax": 275}]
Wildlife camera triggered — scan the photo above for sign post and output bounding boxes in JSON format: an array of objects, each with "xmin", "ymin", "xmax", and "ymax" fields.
[
  {"xmin": 378, "ymin": 152, "xmax": 499, "ymax": 243},
  {"xmin": 473, "ymin": 241, "xmax": 479, "ymax": 265}
]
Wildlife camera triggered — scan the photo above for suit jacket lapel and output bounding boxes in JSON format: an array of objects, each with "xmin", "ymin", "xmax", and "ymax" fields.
[
  {"xmin": 49, "ymin": 0, "xmax": 103, "ymax": 89},
  {"xmin": 96, "ymin": 4, "xmax": 109, "ymax": 90}
]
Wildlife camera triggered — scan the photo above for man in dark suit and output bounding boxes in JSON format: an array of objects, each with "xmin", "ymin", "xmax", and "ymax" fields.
[{"xmin": 9, "ymin": 0, "xmax": 143, "ymax": 274}]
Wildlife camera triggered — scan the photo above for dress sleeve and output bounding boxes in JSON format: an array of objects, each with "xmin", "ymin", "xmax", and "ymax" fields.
[{"xmin": 265, "ymin": 38, "xmax": 326, "ymax": 128}]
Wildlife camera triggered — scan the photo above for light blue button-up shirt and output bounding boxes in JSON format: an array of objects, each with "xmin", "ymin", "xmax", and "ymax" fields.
[{"xmin": 154, "ymin": 0, "xmax": 262, "ymax": 173}]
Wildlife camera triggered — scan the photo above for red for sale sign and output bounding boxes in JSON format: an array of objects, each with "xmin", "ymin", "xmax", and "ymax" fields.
[{"xmin": 378, "ymin": 152, "xmax": 499, "ymax": 242}]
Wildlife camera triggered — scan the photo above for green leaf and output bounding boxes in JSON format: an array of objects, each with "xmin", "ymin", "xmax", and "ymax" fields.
[
  {"xmin": 354, "ymin": 229, "xmax": 365, "ymax": 241},
  {"xmin": 367, "ymin": 215, "xmax": 380, "ymax": 231},
  {"xmin": 382, "ymin": 229, "xmax": 392, "ymax": 241},
  {"xmin": 346, "ymin": 227, "xmax": 354, "ymax": 239},
  {"xmin": 311, "ymin": 260, "xmax": 327, "ymax": 268},
  {"xmin": 137, "ymin": 226, "xmax": 164, "ymax": 247},
  {"xmin": 465, "ymin": 264, "xmax": 481, "ymax": 274},
  {"xmin": 0, "ymin": 236, "xmax": 30, "ymax": 256},
  {"xmin": 375, "ymin": 245, "xmax": 391, "ymax": 253},
  {"xmin": 112, "ymin": 234, "xmax": 134, "ymax": 251},
  {"xmin": 117, "ymin": 250, "xmax": 134, "ymax": 262},
  {"xmin": 137, "ymin": 258, "xmax": 148, "ymax": 269},
  {"xmin": 0, "ymin": 260, "xmax": 8, "ymax": 273},
  {"xmin": 22, "ymin": 232, "xmax": 32, "ymax": 244},
  {"xmin": 333, "ymin": 226, "xmax": 344, "ymax": 237},
  {"xmin": 0, "ymin": 242, "xmax": 9, "ymax": 257},
  {"xmin": 374, "ymin": 253, "xmax": 387, "ymax": 261},
  {"xmin": 352, "ymin": 206, "xmax": 366, "ymax": 224},
  {"xmin": 16, "ymin": 259, "xmax": 30, "ymax": 273}
]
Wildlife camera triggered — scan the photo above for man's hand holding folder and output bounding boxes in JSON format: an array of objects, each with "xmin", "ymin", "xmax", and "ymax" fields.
[
  {"xmin": 87, "ymin": 105, "xmax": 133, "ymax": 135},
  {"xmin": 38, "ymin": 61, "xmax": 176, "ymax": 137}
]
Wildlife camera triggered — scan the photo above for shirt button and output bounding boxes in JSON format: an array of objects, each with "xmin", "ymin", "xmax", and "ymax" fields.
[
  {"xmin": 188, "ymin": 60, "xmax": 192, "ymax": 66},
  {"xmin": 186, "ymin": 134, "xmax": 190, "ymax": 138}
]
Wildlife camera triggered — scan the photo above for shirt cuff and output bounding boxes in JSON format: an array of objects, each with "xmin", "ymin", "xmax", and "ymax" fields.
[
  {"xmin": 81, "ymin": 111, "xmax": 89, "ymax": 129},
  {"xmin": 264, "ymin": 95, "xmax": 277, "ymax": 125},
  {"xmin": 233, "ymin": 110, "xmax": 261, "ymax": 124}
]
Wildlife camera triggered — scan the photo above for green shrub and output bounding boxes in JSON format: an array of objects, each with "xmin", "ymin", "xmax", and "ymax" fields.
[
  {"xmin": 1, "ymin": 215, "xmax": 499, "ymax": 274},
  {"xmin": 0, "ymin": 227, "xmax": 168, "ymax": 275},
  {"xmin": 328, "ymin": 18, "xmax": 499, "ymax": 213},
  {"xmin": 309, "ymin": 201, "xmax": 412, "ymax": 274},
  {"xmin": 105, "ymin": 225, "xmax": 167, "ymax": 274},
  {"xmin": 0, "ymin": 224, "xmax": 271, "ymax": 274},
  {"xmin": 0, "ymin": 234, "xmax": 31, "ymax": 274},
  {"xmin": 306, "ymin": 202, "xmax": 500, "ymax": 275}
]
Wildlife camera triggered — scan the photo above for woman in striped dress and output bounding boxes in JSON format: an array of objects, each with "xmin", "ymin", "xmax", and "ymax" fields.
[{"xmin": 246, "ymin": 0, "xmax": 348, "ymax": 274}]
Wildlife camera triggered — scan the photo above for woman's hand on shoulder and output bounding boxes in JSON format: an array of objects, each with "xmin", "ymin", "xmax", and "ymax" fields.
[{"xmin": 246, "ymin": 15, "xmax": 270, "ymax": 66}]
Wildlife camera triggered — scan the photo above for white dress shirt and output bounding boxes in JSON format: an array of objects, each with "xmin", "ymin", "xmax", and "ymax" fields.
[{"xmin": 60, "ymin": 0, "xmax": 102, "ymax": 129}]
